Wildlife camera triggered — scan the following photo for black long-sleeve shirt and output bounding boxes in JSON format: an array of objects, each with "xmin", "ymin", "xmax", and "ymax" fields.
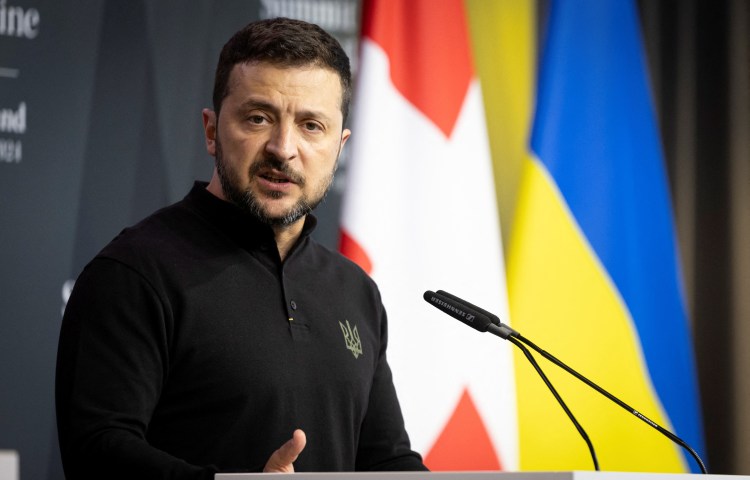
[{"xmin": 56, "ymin": 182, "xmax": 426, "ymax": 479}]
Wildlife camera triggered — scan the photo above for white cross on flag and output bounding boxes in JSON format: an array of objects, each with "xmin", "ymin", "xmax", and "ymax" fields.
[{"xmin": 339, "ymin": 0, "xmax": 518, "ymax": 470}]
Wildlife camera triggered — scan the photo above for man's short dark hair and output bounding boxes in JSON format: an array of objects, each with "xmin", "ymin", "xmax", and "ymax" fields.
[{"xmin": 212, "ymin": 17, "xmax": 352, "ymax": 125}]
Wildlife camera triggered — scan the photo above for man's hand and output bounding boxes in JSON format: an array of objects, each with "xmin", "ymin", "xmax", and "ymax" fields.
[{"xmin": 263, "ymin": 429, "xmax": 307, "ymax": 472}]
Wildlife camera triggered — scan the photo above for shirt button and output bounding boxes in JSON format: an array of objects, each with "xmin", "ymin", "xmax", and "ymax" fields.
[{"xmin": 290, "ymin": 300, "xmax": 297, "ymax": 310}]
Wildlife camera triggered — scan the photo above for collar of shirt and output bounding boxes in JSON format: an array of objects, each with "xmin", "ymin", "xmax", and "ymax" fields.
[{"xmin": 183, "ymin": 181, "xmax": 318, "ymax": 260}]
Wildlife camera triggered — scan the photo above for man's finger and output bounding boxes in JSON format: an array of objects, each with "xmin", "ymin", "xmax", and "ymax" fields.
[{"xmin": 263, "ymin": 429, "xmax": 307, "ymax": 472}]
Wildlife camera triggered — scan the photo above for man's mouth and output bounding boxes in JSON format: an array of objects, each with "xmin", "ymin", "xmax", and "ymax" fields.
[
  {"xmin": 261, "ymin": 174, "xmax": 290, "ymax": 183},
  {"xmin": 259, "ymin": 171, "xmax": 294, "ymax": 184}
]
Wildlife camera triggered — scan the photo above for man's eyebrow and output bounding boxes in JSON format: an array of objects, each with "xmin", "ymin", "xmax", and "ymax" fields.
[
  {"xmin": 237, "ymin": 98, "xmax": 278, "ymax": 114},
  {"xmin": 298, "ymin": 108, "xmax": 334, "ymax": 123},
  {"xmin": 237, "ymin": 98, "xmax": 334, "ymax": 123}
]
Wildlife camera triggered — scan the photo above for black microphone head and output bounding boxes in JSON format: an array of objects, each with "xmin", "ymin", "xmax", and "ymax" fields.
[
  {"xmin": 436, "ymin": 289, "xmax": 503, "ymax": 326},
  {"xmin": 423, "ymin": 290, "xmax": 494, "ymax": 333}
]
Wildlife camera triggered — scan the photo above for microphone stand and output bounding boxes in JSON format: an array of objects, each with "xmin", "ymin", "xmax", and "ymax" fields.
[
  {"xmin": 427, "ymin": 289, "xmax": 708, "ymax": 474},
  {"xmin": 425, "ymin": 290, "xmax": 599, "ymax": 469},
  {"xmin": 507, "ymin": 335, "xmax": 599, "ymax": 470},
  {"xmin": 513, "ymin": 331, "xmax": 707, "ymax": 474}
]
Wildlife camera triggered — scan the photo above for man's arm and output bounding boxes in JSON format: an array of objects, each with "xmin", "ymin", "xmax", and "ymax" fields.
[
  {"xmin": 57, "ymin": 258, "xmax": 306, "ymax": 478},
  {"xmin": 354, "ymin": 304, "xmax": 428, "ymax": 471},
  {"xmin": 56, "ymin": 258, "xmax": 217, "ymax": 480}
]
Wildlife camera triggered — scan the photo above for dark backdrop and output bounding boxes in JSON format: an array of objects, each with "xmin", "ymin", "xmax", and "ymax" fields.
[{"xmin": 0, "ymin": 1, "xmax": 358, "ymax": 478}]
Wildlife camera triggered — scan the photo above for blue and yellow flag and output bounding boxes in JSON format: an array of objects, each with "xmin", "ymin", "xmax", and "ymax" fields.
[{"xmin": 508, "ymin": 0, "xmax": 706, "ymax": 472}]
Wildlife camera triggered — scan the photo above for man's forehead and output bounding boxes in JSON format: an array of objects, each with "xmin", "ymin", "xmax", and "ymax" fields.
[
  {"xmin": 224, "ymin": 61, "xmax": 344, "ymax": 111},
  {"xmin": 227, "ymin": 60, "xmax": 341, "ymax": 86}
]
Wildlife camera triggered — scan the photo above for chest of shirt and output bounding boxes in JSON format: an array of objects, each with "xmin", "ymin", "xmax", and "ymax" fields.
[{"xmin": 156, "ymin": 255, "xmax": 382, "ymax": 410}]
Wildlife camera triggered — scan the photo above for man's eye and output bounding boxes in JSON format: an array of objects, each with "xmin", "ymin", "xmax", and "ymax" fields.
[
  {"xmin": 304, "ymin": 122, "xmax": 322, "ymax": 131},
  {"xmin": 248, "ymin": 115, "xmax": 266, "ymax": 124}
]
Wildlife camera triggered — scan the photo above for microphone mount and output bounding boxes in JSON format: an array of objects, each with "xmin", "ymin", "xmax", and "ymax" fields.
[{"xmin": 423, "ymin": 289, "xmax": 708, "ymax": 474}]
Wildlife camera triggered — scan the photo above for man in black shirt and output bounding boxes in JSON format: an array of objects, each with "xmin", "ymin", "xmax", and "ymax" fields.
[{"xmin": 56, "ymin": 17, "xmax": 427, "ymax": 479}]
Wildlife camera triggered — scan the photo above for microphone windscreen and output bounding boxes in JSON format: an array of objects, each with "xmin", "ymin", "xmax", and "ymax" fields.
[
  {"xmin": 436, "ymin": 289, "xmax": 503, "ymax": 326},
  {"xmin": 423, "ymin": 290, "xmax": 493, "ymax": 333}
]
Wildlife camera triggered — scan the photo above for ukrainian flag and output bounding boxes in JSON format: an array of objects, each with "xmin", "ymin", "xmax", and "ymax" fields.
[{"xmin": 507, "ymin": 0, "xmax": 706, "ymax": 472}]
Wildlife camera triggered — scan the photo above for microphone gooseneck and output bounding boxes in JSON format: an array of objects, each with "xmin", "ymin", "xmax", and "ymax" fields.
[
  {"xmin": 423, "ymin": 289, "xmax": 599, "ymax": 470},
  {"xmin": 512, "ymin": 331, "xmax": 707, "ymax": 474},
  {"xmin": 423, "ymin": 289, "xmax": 708, "ymax": 474},
  {"xmin": 507, "ymin": 334, "xmax": 599, "ymax": 470}
]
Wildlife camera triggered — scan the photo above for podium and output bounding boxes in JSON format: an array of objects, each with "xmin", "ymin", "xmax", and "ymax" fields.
[
  {"xmin": 216, "ymin": 473, "xmax": 749, "ymax": 480},
  {"xmin": 0, "ymin": 451, "xmax": 18, "ymax": 480}
]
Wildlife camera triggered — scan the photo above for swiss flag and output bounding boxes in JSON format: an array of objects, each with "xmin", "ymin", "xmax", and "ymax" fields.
[{"xmin": 340, "ymin": 0, "xmax": 517, "ymax": 471}]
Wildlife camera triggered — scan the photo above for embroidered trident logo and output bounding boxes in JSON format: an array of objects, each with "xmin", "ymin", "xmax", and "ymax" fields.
[{"xmin": 339, "ymin": 320, "xmax": 363, "ymax": 359}]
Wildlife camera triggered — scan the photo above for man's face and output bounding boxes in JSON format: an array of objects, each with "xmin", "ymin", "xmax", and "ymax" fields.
[{"xmin": 202, "ymin": 62, "xmax": 350, "ymax": 226}]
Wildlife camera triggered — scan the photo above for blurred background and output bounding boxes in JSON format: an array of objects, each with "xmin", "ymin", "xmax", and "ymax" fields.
[{"xmin": 0, "ymin": 0, "xmax": 747, "ymax": 478}]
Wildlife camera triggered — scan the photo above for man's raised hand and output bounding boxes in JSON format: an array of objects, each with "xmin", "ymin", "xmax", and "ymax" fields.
[{"xmin": 263, "ymin": 429, "xmax": 307, "ymax": 473}]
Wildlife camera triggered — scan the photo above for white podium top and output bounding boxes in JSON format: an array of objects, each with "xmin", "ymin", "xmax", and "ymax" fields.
[
  {"xmin": 0, "ymin": 451, "xmax": 18, "ymax": 480},
  {"xmin": 216, "ymin": 472, "xmax": 748, "ymax": 480}
]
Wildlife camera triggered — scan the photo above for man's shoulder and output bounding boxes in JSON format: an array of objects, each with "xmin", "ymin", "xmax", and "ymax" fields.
[{"xmin": 95, "ymin": 199, "xmax": 201, "ymax": 268}]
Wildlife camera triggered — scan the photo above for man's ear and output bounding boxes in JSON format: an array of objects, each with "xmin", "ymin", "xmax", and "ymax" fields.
[{"xmin": 202, "ymin": 108, "xmax": 217, "ymax": 156}]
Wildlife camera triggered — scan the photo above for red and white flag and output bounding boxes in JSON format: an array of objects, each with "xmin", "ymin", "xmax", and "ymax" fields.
[{"xmin": 339, "ymin": 0, "xmax": 517, "ymax": 470}]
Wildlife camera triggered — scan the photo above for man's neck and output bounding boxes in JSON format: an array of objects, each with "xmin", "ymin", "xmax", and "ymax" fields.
[
  {"xmin": 203, "ymin": 182, "xmax": 307, "ymax": 261},
  {"xmin": 272, "ymin": 219, "xmax": 305, "ymax": 262}
]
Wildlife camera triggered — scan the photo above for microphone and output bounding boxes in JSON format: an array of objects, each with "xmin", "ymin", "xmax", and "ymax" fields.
[
  {"xmin": 424, "ymin": 289, "xmax": 599, "ymax": 470},
  {"xmin": 423, "ymin": 290, "xmax": 515, "ymax": 339},
  {"xmin": 423, "ymin": 289, "xmax": 708, "ymax": 474},
  {"xmin": 435, "ymin": 289, "xmax": 501, "ymax": 326}
]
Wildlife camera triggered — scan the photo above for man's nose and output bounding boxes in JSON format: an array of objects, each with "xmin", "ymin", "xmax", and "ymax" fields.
[{"xmin": 265, "ymin": 122, "xmax": 298, "ymax": 161}]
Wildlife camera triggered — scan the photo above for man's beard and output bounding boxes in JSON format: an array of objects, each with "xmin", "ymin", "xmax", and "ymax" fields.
[{"xmin": 214, "ymin": 138, "xmax": 335, "ymax": 227}]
